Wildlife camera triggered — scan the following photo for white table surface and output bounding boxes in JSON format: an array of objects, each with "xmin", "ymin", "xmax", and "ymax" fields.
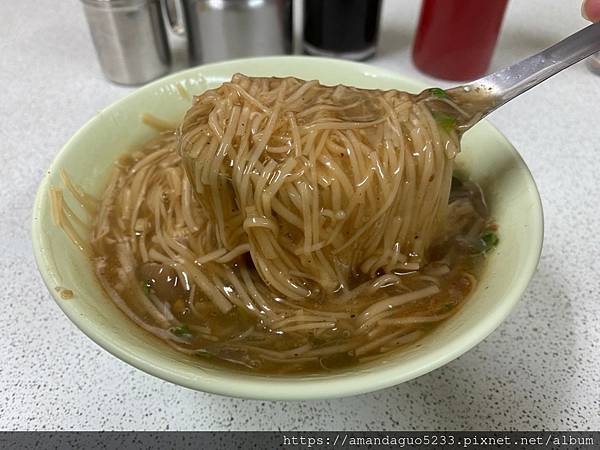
[{"xmin": 2, "ymin": 0, "xmax": 599, "ymax": 431}]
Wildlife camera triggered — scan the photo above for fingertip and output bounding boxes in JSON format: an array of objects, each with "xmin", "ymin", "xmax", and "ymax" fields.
[{"xmin": 583, "ymin": 0, "xmax": 600, "ymax": 22}]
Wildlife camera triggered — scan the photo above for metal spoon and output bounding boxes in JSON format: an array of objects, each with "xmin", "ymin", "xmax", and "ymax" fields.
[{"xmin": 436, "ymin": 22, "xmax": 600, "ymax": 130}]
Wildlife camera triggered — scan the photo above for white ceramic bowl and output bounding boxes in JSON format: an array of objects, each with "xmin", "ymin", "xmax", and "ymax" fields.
[{"xmin": 32, "ymin": 56, "xmax": 543, "ymax": 400}]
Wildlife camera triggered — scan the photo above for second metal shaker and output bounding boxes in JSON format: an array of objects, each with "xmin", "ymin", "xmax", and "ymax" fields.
[{"xmin": 181, "ymin": 0, "xmax": 293, "ymax": 64}]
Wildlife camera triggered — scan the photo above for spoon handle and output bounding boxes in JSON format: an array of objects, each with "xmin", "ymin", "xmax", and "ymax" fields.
[{"xmin": 455, "ymin": 22, "xmax": 600, "ymax": 121}]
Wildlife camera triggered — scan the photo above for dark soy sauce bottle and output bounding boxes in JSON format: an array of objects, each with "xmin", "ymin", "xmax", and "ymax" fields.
[{"xmin": 303, "ymin": 0, "xmax": 383, "ymax": 60}]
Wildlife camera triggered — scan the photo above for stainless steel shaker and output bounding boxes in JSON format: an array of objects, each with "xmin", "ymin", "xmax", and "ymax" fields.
[
  {"xmin": 81, "ymin": 0, "xmax": 172, "ymax": 85},
  {"xmin": 181, "ymin": 0, "xmax": 293, "ymax": 64}
]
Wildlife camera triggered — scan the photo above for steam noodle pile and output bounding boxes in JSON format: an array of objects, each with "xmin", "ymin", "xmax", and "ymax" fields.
[{"xmin": 179, "ymin": 75, "xmax": 460, "ymax": 300}]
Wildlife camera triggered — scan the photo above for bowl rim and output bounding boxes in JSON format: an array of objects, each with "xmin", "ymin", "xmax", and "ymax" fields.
[{"xmin": 32, "ymin": 56, "xmax": 544, "ymax": 400}]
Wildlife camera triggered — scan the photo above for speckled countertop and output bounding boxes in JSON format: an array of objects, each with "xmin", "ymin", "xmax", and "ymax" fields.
[{"xmin": 2, "ymin": 0, "xmax": 599, "ymax": 431}]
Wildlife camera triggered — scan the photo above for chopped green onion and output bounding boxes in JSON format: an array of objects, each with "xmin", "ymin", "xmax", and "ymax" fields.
[
  {"xmin": 433, "ymin": 111, "xmax": 457, "ymax": 132},
  {"xmin": 481, "ymin": 232, "xmax": 499, "ymax": 248},
  {"xmin": 172, "ymin": 324, "xmax": 191, "ymax": 337},
  {"xmin": 430, "ymin": 87, "xmax": 448, "ymax": 99},
  {"xmin": 443, "ymin": 303, "xmax": 455, "ymax": 311},
  {"xmin": 142, "ymin": 280, "xmax": 152, "ymax": 295},
  {"xmin": 471, "ymin": 231, "xmax": 499, "ymax": 254}
]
